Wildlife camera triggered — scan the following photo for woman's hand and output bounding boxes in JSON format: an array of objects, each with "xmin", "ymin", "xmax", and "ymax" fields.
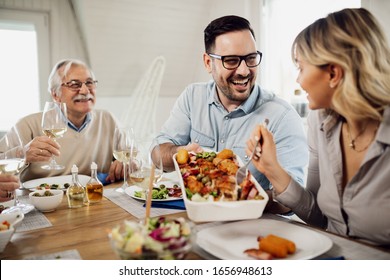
[
  {"xmin": 246, "ymin": 124, "xmax": 291, "ymax": 194},
  {"xmin": 0, "ymin": 174, "xmax": 20, "ymax": 203}
]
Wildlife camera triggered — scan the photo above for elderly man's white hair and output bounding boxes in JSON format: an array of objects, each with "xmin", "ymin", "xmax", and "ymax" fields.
[{"xmin": 48, "ymin": 59, "xmax": 96, "ymax": 98}]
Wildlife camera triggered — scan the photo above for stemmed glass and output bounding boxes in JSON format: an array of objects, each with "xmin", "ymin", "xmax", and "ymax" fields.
[
  {"xmin": 113, "ymin": 127, "xmax": 134, "ymax": 193},
  {"xmin": 41, "ymin": 101, "xmax": 68, "ymax": 170},
  {"xmin": 129, "ymin": 138, "xmax": 163, "ymax": 194},
  {"xmin": 0, "ymin": 127, "xmax": 33, "ymax": 213},
  {"xmin": 149, "ymin": 138, "xmax": 164, "ymax": 187}
]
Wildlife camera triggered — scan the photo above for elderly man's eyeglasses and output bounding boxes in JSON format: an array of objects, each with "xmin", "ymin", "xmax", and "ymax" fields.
[
  {"xmin": 208, "ymin": 51, "xmax": 262, "ymax": 70},
  {"xmin": 61, "ymin": 80, "xmax": 98, "ymax": 90}
]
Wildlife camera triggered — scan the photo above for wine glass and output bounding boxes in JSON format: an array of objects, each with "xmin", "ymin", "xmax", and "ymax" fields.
[
  {"xmin": 149, "ymin": 138, "xmax": 164, "ymax": 186},
  {"xmin": 113, "ymin": 127, "xmax": 134, "ymax": 193},
  {"xmin": 41, "ymin": 101, "xmax": 68, "ymax": 170},
  {"xmin": 129, "ymin": 138, "xmax": 163, "ymax": 194},
  {"xmin": 0, "ymin": 127, "xmax": 32, "ymax": 213}
]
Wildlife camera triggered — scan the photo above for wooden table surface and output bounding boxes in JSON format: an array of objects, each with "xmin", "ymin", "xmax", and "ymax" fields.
[
  {"xmin": 1, "ymin": 183, "xmax": 202, "ymax": 260},
  {"xmin": 1, "ymin": 182, "xmax": 389, "ymax": 260}
]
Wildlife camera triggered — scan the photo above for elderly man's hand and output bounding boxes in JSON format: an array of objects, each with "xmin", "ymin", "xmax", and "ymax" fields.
[
  {"xmin": 25, "ymin": 136, "xmax": 60, "ymax": 163},
  {"xmin": 106, "ymin": 160, "xmax": 124, "ymax": 183}
]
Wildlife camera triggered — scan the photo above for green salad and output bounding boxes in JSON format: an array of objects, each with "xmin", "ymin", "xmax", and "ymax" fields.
[
  {"xmin": 109, "ymin": 217, "xmax": 192, "ymax": 260},
  {"xmin": 134, "ymin": 184, "xmax": 181, "ymax": 200}
]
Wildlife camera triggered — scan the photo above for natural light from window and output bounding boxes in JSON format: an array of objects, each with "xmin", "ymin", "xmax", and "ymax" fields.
[
  {"xmin": 0, "ymin": 28, "xmax": 40, "ymax": 131},
  {"xmin": 261, "ymin": 0, "xmax": 361, "ymax": 104}
]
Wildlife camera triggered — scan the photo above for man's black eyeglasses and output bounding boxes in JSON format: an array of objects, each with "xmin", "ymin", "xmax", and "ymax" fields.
[
  {"xmin": 208, "ymin": 51, "xmax": 262, "ymax": 70},
  {"xmin": 61, "ymin": 80, "xmax": 98, "ymax": 90}
]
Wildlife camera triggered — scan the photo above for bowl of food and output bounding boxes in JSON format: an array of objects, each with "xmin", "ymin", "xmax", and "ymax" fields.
[
  {"xmin": 109, "ymin": 216, "xmax": 193, "ymax": 260},
  {"xmin": 0, "ymin": 208, "xmax": 24, "ymax": 227},
  {"xmin": 173, "ymin": 149, "xmax": 269, "ymax": 222},
  {"xmin": 29, "ymin": 189, "xmax": 64, "ymax": 212},
  {"xmin": 0, "ymin": 209, "xmax": 24, "ymax": 252}
]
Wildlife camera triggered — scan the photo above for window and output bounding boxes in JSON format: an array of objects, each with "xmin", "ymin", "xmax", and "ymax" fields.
[
  {"xmin": 260, "ymin": 0, "xmax": 361, "ymax": 102},
  {"xmin": 0, "ymin": 27, "xmax": 39, "ymax": 131},
  {"xmin": 0, "ymin": 10, "xmax": 50, "ymax": 133}
]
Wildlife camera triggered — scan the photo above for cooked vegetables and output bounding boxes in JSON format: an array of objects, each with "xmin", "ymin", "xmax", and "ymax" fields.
[
  {"xmin": 176, "ymin": 149, "xmax": 190, "ymax": 164},
  {"xmin": 177, "ymin": 149, "xmax": 264, "ymax": 202},
  {"xmin": 32, "ymin": 190, "xmax": 54, "ymax": 197}
]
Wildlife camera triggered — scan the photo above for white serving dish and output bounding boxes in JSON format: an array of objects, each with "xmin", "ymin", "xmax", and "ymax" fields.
[
  {"xmin": 173, "ymin": 153, "xmax": 269, "ymax": 222},
  {"xmin": 23, "ymin": 175, "xmax": 91, "ymax": 191},
  {"xmin": 0, "ymin": 210, "xmax": 24, "ymax": 252}
]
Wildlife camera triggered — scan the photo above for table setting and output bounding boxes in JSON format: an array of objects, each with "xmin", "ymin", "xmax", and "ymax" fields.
[{"xmin": 1, "ymin": 144, "xmax": 389, "ymax": 260}]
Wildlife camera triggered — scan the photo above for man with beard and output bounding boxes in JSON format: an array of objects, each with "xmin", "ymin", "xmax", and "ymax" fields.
[
  {"xmin": 156, "ymin": 15, "xmax": 308, "ymax": 194},
  {"xmin": 1, "ymin": 59, "xmax": 123, "ymax": 183}
]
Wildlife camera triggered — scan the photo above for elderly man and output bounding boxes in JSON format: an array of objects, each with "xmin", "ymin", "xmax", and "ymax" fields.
[
  {"xmin": 1, "ymin": 59, "xmax": 122, "ymax": 183},
  {"xmin": 156, "ymin": 15, "xmax": 308, "ymax": 192}
]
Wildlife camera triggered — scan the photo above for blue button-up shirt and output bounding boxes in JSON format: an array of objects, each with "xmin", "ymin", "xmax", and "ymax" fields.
[
  {"xmin": 156, "ymin": 80, "xmax": 309, "ymax": 189},
  {"xmin": 67, "ymin": 113, "xmax": 92, "ymax": 132}
]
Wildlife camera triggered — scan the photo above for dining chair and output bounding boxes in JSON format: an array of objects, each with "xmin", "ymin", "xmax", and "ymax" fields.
[{"xmin": 120, "ymin": 56, "xmax": 166, "ymax": 142}]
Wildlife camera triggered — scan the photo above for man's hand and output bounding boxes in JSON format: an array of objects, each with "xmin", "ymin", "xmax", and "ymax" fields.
[
  {"xmin": 106, "ymin": 160, "xmax": 124, "ymax": 183},
  {"xmin": 25, "ymin": 136, "xmax": 60, "ymax": 163}
]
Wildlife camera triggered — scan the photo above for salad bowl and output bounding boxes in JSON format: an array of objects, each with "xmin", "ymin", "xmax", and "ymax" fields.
[{"xmin": 109, "ymin": 216, "xmax": 192, "ymax": 260}]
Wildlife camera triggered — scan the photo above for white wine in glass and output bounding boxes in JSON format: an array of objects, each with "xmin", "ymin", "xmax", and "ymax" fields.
[
  {"xmin": 113, "ymin": 127, "xmax": 134, "ymax": 193},
  {"xmin": 41, "ymin": 102, "xmax": 68, "ymax": 170},
  {"xmin": 129, "ymin": 138, "xmax": 163, "ymax": 191},
  {"xmin": 0, "ymin": 127, "xmax": 33, "ymax": 212}
]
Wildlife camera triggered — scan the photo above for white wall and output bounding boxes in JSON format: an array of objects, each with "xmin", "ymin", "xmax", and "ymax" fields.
[
  {"xmin": 0, "ymin": 0, "xmax": 88, "ymax": 108},
  {"xmin": 1, "ymin": 0, "xmax": 389, "ymax": 134},
  {"xmin": 362, "ymin": 0, "xmax": 390, "ymax": 42}
]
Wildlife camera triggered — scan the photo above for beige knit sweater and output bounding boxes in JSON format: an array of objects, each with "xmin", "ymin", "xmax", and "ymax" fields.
[{"xmin": 10, "ymin": 109, "xmax": 119, "ymax": 182}]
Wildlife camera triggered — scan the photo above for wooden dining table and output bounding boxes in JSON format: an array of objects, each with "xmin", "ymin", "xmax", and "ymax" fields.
[{"xmin": 1, "ymin": 182, "xmax": 389, "ymax": 260}]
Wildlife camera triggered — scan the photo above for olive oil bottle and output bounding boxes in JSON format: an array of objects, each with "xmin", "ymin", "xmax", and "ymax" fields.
[
  {"xmin": 85, "ymin": 162, "xmax": 103, "ymax": 203},
  {"xmin": 66, "ymin": 164, "xmax": 86, "ymax": 208}
]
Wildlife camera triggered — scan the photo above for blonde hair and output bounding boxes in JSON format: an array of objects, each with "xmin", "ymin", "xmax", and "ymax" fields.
[{"xmin": 292, "ymin": 8, "xmax": 390, "ymax": 121}]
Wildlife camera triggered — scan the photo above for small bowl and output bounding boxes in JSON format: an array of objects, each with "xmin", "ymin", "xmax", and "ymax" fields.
[
  {"xmin": 29, "ymin": 189, "xmax": 63, "ymax": 212},
  {"xmin": 0, "ymin": 211, "xmax": 23, "ymax": 252},
  {"xmin": 0, "ymin": 209, "xmax": 24, "ymax": 228},
  {"xmin": 109, "ymin": 217, "xmax": 193, "ymax": 260},
  {"xmin": 0, "ymin": 226, "xmax": 15, "ymax": 253}
]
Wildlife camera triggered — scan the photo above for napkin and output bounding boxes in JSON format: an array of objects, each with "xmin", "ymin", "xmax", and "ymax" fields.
[
  {"xmin": 143, "ymin": 199, "xmax": 186, "ymax": 210},
  {"xmin": 97, "ymin": 173, "xmax": 111, "ymax": 186}
]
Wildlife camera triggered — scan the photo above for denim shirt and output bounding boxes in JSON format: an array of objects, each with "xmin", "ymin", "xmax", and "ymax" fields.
[{"xmin": 156, "ymin": 80, "xmax": 308, "ymax": 190}]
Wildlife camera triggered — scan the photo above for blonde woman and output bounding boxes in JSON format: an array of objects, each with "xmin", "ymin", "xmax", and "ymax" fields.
[{"xmin": 248, "ymin": 8, "xmax": 390, "ymax": 245}]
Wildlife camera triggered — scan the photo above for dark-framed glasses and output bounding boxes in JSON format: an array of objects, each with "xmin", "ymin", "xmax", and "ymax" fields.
[
  {"xmin": 208, "ymin": 51, "xmax": 262, "ymax": 70},
  {"xmin": 61, "ymin": 80, "xmax": 98, "ymax": 90}
]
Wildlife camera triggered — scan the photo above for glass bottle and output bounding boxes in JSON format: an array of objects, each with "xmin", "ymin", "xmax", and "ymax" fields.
[
  {"xmin": 66, "ymin": 164, "xmax": 86, "ymax": 208},
  {"xmin": 291, "ymin": 89, "xmax": 309, "ymax": 118},
  {"xmin": 86, "ymin": 162, "xmax": 103, "ymax": 204}
]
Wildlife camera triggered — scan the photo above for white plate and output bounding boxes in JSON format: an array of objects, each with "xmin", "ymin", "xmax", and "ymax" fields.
[
  {"xmin": 124, "ymin": 181, "xmax": 183, "ymax": 202},
  {"xmin": 23, "ymin": 175, "xmax": 91, "ymax": 191},
  {"xmin": 197, "ymin": 218, "xmax": 333, "ymax": 260}
]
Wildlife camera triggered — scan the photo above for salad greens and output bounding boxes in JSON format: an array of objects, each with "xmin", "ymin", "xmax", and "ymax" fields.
[
  {"xmin": 134, "ymin": 184, "xmax": 181, "ymax": 199},
  {"xmin": 110, "ymin": 216, "xmax": 192, "ymax": 260}
]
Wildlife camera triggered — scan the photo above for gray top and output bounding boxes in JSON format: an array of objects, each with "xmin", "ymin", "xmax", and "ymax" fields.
[{"xmin": 277, "ymin": 107, "xmax": 390, "ymax": 245}]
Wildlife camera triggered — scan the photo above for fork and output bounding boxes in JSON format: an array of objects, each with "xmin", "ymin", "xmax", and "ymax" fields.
[{"xmin": 236, "ymin": 118, "xmax": 269, "ymax": 186}]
